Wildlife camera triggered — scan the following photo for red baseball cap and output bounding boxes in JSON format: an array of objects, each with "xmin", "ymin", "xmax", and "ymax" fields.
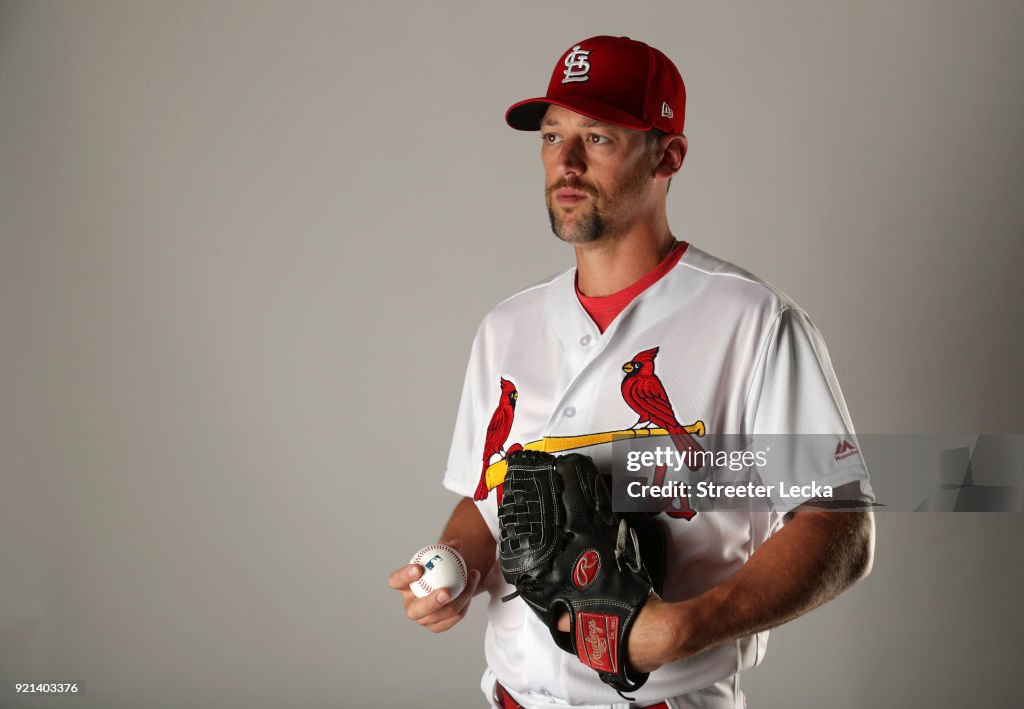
[{"xmin": 506, "ymin": 35, "xmax": 686, "ymax": 134}]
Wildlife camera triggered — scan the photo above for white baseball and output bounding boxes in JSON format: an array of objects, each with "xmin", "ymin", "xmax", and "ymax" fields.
[{"xmin": 408, "ymin": 544, "xmax": 468, "ymax": 599}]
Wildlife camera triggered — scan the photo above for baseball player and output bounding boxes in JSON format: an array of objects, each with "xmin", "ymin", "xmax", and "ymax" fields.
[{"xmin": 389, "ymin": 35, "xmax": 875, "ymax": 708}]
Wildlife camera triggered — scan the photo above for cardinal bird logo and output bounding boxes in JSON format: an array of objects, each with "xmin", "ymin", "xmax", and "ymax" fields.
[
  {"xmin": 474, "ymin": 378, "xmax": 518, "ymax": 500},
  {"xmin": 621, "ymin": 347, "xmax": 704, "ymax": 469}
]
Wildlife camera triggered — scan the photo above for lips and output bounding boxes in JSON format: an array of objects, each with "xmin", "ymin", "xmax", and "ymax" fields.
[{"xmin": 554, "ymin": 187, "xmax": 591, "ymax": 206}]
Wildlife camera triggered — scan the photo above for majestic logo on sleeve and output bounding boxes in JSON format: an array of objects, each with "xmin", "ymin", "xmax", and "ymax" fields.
[
  {"xmin": 474, "ymin": 378, "xmax": 521, "ymax": 501},
  {"xmin": 835, "ymin": 440, "xmax": 860, "ymax": 461},
  {"xmin": 562, "ymin": 45, "xmax": 592, "ymax": 83}
]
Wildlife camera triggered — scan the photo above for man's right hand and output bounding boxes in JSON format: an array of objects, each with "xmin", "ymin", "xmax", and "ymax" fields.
[{"xmin": 388, "ymin": 538, "xmax": 482, "ymax": 633}]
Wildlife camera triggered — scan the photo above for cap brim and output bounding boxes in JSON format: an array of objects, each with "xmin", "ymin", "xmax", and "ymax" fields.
[{"xmin": 505, "ymin": 95, "xmax": 651, "ymax": 132}]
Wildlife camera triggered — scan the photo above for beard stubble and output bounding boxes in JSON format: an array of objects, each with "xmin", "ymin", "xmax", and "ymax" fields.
[{"xmin": 545, "ymin": 160, "xmax": 651, "ymax": 244}]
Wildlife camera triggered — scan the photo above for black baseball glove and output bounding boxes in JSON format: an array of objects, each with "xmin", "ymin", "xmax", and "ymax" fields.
[{"xmin": 497, "ymin": 450, "xmax": 666, "ymax": 697}]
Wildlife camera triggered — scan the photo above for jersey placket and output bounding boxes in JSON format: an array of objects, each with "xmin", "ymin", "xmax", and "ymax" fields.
[{"xmin": 541, "ymin": 270, "xmax": 649, "ymax": 440}]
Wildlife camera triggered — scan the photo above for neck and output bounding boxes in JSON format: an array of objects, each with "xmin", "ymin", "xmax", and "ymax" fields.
[{"xmin": 574, "ymin": 217, "xmax": 676, "ymax": 297}]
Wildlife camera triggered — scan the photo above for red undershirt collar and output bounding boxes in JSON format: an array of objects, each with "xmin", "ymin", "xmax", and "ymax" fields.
[{"xmin": 575, "ymin": 240, "xmax": 689, "ymax": 333}]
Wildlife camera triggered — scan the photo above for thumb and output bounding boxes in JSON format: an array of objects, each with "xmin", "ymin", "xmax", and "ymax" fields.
[{"xmin": 557, "ymin": 611, "xmax": 570, "ymax": 633}]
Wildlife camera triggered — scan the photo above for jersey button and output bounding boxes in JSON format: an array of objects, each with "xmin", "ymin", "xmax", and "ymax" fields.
[
  {"xmin": 564, "ymin": 406, "xmax": 576, "ymax": 418},
  {"xmin": 579, "ymin": 334, "xmax": 592, "ymax": 346}
]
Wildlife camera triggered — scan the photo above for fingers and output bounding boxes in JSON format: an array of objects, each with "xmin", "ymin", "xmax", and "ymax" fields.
[
  {"xmin": 389, "ymin": 540, "xmax": 476, "ymax": 634},
  {"xmin": 557, "ymin": 611, "xmax": 570, "ymax": 633},
  {"xmin": 413, "ymin": 569, "xmax": 481, "ymax": 633},
  {"xmin": 387, "ymin": 563, "xmax": 422, "ymax": 590},
  {"xmin": 387, "ymin": 540, "xmax": 460, "ymax": 590}
]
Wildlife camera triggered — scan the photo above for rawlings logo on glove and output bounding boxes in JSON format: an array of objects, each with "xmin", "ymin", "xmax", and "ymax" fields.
[
  {"xmin": 573, "ymin": 550, "xmax": 601, "ymax": 588},
  {"xmin": 579, "ymin": 613, "xmax": 617, "ymax": 672}
]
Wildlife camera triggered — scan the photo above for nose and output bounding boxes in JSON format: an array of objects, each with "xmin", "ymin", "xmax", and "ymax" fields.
[{"xmin": 557, "ymin": 136, "xmax": 587, "ymax": 177}]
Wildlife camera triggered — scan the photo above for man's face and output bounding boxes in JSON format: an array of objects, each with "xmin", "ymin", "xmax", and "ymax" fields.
[{"xmin": 540, "ymin": 105, "xmax": 657, "ymax": 244}]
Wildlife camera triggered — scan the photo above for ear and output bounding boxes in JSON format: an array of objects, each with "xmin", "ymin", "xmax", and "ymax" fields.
[{"xmin": 654, "ymin": 134, "xmax": 687, "ymax": 180}]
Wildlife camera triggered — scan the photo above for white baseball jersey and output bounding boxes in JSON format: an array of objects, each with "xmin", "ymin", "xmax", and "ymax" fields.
[{"xmin": 443, "ymin": 243, "xmax": 873, "ymax": 708}]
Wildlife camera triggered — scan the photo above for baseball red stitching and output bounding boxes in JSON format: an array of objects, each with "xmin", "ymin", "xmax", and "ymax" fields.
[{"xmin": 413, "ymin": 544, "xmax": 468, "ymax": 594}]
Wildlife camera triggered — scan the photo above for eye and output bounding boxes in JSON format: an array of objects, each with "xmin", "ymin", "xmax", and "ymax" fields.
[
  {"xmin": 588, "ymin": 134, "xmax": 610, "ymax": 145},
  {"xmin": 541, "ymin": 132, "xmax": 563, "ymax": 145}
]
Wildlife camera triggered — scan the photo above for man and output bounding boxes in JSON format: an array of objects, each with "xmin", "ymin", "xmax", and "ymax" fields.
[{"xmin": 388, "ymin": 36, "xmax": 874, "ymax": 708}]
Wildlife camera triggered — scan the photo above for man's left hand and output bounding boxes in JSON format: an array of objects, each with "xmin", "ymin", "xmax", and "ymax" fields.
[{"xmin": 557, "ymin": 594, "xmax": 679, "ymax": 673}]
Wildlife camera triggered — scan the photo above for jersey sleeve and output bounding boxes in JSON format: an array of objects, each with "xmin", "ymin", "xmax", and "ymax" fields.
[
  {"xmin": 746, "ymin": 307, "xmax": 875, "ymax": 511},
  {"xmin": 442, "ymin": 324, "xmax": 488, "ymax": 498}
]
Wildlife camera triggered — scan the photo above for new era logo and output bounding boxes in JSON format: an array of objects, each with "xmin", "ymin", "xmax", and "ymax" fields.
[
  {"xmin": 835, "ymin": 440, "xmax": 859, "ymax": 461},
  {"xmin": 661, "ymin": 101, "xmax": 673, "ymax": 119}
]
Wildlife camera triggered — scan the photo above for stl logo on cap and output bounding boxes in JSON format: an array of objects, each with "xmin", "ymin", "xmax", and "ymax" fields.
[{"xmin": 562, "ymin": 45, "xmax": 591, "ymax": 84}]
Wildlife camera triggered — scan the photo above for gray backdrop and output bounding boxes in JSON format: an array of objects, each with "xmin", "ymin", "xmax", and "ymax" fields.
[{"xmin": 2, "ymin": 1, "xmax": 1022, "ymax": 707}]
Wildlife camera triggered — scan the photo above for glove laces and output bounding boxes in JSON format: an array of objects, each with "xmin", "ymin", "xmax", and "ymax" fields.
[{"xmin": 614, "ymin": 519, "xmax": 643, "ymax": 574}]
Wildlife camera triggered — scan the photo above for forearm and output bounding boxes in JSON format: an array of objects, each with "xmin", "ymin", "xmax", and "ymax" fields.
[
  {"xmin": 666, "ymin": 507, "xmax": 875, "ymax": 662},
  {"xmin": 440, "ymin": 497, "xmax": 497, "ymax": 590}
]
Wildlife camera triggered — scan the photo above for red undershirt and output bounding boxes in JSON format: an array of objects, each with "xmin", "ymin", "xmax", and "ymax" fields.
[{"xmin": 575, "ymin": 240, "xmax": 689, "ymax": 333}]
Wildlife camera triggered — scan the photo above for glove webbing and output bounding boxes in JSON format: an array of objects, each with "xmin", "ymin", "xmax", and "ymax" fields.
[
  {"xmin": 500, "ymin": 485, "xmax": 549, "ymax": 603},
  {"xmin": 498, "ymin": 488, "xmax": 544, "ymax": 553}
]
